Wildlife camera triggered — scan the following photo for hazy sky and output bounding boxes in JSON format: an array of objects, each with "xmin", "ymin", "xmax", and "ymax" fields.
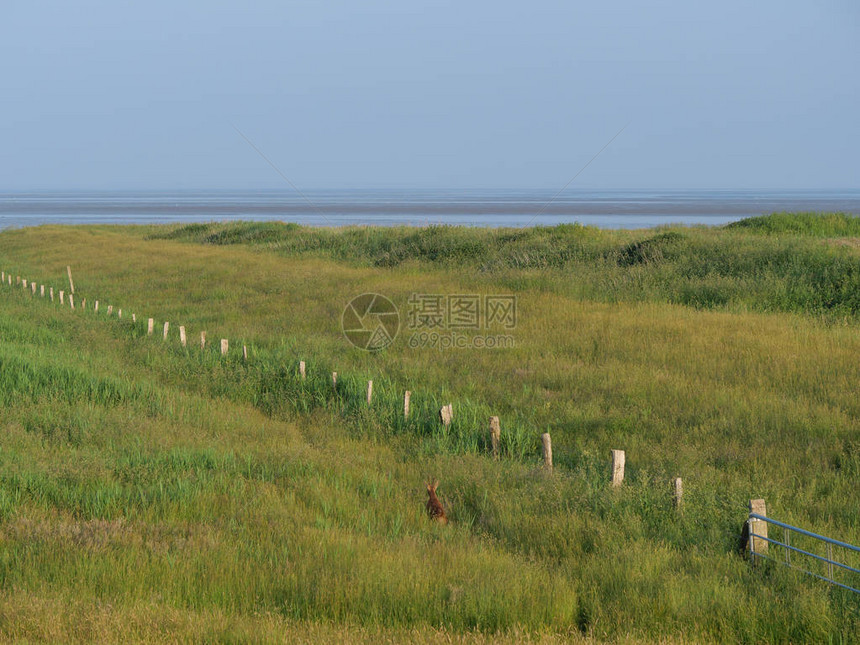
[{"xmin": 1, "ymin": 1, "xmax": 858, "ymax": 191}]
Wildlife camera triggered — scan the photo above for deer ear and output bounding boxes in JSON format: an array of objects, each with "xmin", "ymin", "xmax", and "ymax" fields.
[{"xmin": 433, "ymin": 480, "xmax": 439, "ymax": 490}]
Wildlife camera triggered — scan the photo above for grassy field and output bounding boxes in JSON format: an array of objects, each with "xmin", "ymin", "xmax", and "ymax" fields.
[{"xmin": 0, "ymin": 214, "xmax": 858, "ymax": 643}]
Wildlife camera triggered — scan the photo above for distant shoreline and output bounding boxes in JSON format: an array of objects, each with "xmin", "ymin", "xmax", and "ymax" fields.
[{"xmin": 2, "ymin": 190, "xmax": 859, "ymax": 230}]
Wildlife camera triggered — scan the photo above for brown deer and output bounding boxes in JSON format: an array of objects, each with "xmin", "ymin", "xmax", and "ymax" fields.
[{"xmin": 426, "ymin": 479, "xmax": 448, "ymax": 525}]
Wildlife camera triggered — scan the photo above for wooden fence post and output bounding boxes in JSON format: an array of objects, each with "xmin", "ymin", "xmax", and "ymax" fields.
[
  {"xmin": 179, "ymin": 326, "xmax": 187, "ymax": 347},
  {"xmin": 163, "ymin": 321, "xmax": 170, "ymax": 340},
  {"xmin": 40, "ymin": 285, "xmax": 45, "ymax": 297},
  {"xmin": 132, "ymin": 313, "xmax": 136, "ymax": 323},
  {"xmin": 117, "ymin": 309, "xmax": 122, "ymax": 319},
  {"xmin": 299, "ymin": 361, "xmax": 306, "ymax": 379},
  {"xmin": 50, "ymin": 287, "xmax": 54, "ymax": 302},
  {"xmin": 59, "ymin": 290, "xmax": 64, "ymax": 305},
  {"xmin": 220, "ymin": 339, "xmax": 228, "ymax": 356},
  {"xmin": 541, "ymin": 432, "xmax": 553, "ymax": 473},
  {"xmin": 243, "ymin": 345, "xmax": 248, "ymax": 362},
  {"xmin": 107, "ymin": 305, "xmax": 112, "ymax": 316},
  {"xmin": 489, "ymin": 416, "xmax": 501, "ymax": 459},
  {"xmin": 673, "ymin": 478, "xmax": 683, "ymax": 510},
  {"xmin": 748, "ymin": 499, "xmax": 768, "ymax": 558},
  {"xmin": 611, "ymin": 449, "xmax": 625, "ymax": 487},
  {"xmin": 68, "ymin": 294, "xmax": 74, "ymax": 309},
  {"xmin": 22, "ymin": 279, "xmax": 27, "ymax": 289},
  {"xmin": 332, "ymin": 372, "xmax": 338, "ymax": 389},
  {"xmin": 31, "ymin": 282, "xmax": 36, "ymax": 295},
  {"xmin": 82, "ymin": 298, "xmax": 86, "ymax": 311},
  {"xmin": 147, "ymin": 318, "xmax": 154, "ymax": 336},
  {"xmin": 440, "ymin": 404, "xmax": 453, "ymax": 426},
  {"xmin": 200, "ymin": 331, "xmax": 206, "ymax": 349},
  {"xmin": 94, "ymin": 300, "xmax": 99, "ymax": 312},
  {"xmin": 404, "ymin": 391, "xmax": 411, "ymax": 420},
  {"xmin": 366, "ymin": 380, "xmax": 373, "ymax": 405},
  {"xmin": 67, "ymin": 266, "xmax": 75, "ymax": 294}
]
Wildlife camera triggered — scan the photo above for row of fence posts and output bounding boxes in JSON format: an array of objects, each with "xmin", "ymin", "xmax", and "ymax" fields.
[
  {"xmin": 291, "ymin": 341, "xmax": 681, "ymax": 487},
  {"xmin": 1, "ymin": 269, "xmax": 246, "ymax": 361},
  {"xmin": 145, "ymin": 316, "xmax": 240, "ymax": 360},
  {"xmin": 4, "ymin": 270, "xmax": 854, "ymax": 591},
  {"xmin": 1, "ymin": 268, "xmax": 687, "ymax": 496}
]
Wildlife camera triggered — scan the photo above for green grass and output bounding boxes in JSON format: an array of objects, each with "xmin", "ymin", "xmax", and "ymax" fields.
[
  {"xmin": 727, "ymin": 211, "xmax": 860, "ymax": 236},
  {"xmin": 144, "ymin": 214, "xmax": 860, "ymax": 317},
  {"xmin": 0, "ymin": 215, "xmax": 858, "ymax": 643}
]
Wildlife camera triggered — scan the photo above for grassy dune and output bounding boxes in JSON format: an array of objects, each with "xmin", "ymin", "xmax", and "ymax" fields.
[{"xmin": 0, "ymin": 215, "xmax": 858, "ymax": 642}]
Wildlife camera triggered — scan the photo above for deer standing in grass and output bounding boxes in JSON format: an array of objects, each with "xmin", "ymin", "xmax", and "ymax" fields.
[{"xmin": 426, "ymin": 479, "xmax": 448, "ymax": 525}]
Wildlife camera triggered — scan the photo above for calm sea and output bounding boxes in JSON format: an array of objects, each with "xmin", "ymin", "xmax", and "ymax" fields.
[{"xmin": 1, "ymin": 190, "xmax": 859, "ymax": 230}]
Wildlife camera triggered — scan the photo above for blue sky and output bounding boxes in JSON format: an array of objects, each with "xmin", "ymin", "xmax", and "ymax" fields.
[{"xmin": 1, "ymin": 1, "xmax": 857, "ymax": 190}]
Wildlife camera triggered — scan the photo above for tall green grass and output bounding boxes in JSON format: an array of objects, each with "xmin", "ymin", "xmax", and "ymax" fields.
[
  {"xmin": 0, "ymin": 216, "xmax": 858, "ymax": 642},
  {"xmin": 144, "ymin": 214, "xmax": 860, "ymax": 317},
  {"xmin": 728, "ymin": 212, "xmax": 860, "ymax": 236}
]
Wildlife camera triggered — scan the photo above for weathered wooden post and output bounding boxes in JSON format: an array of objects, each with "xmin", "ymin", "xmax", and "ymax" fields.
[
  {"xmin": 200, "ymin": 331, "xmax": 207, "ymax": 349},
  {"xmin": 50, "ymin": 287, "xmax": 54, "ymax": 301},
  {"xmin": 611, "ymin": 449, "xmax": 625, "ymax": 487},
  {"xmin": 22, "ymin": 279, "xmax": 27, "ymax": 289},
  {"xmin": 332, "ymin": 372, "xmax": 338, "ymax": 389},
  {"xmin": 404, "ymin": 391, "xmax": 411, "ymax": 420},
  {"xmin": 366, "ymin": 380, "xmax": 373, "ymax": 405},
  {"xmin": 163, "ymin": 321, "xmax": 169, "ymax": 340},
  {"xmin": 59, "ymin": 290, "xmax": 64, "ymax": 305},
  {"xmin": 117, "ymin": 309, "xmax": 122, "ymax": 319},
  {"xmin": 68, "ymin": 294, "xmax": 74, "ymax": 309},
  {"xmin": 107, "ymin": 305, "xmax": 113, "ymax": 316},
  {"xmin": 673, "ymin": 478, "xmax": 683, "ymax": 510},
  {"xmin": 299, "ymin": 361, "xmax": 306, "ymax": 379},
  {"xmin": 94, "ymin": 300, "xmax": 99, "ymax": 312},
  {"xmin": 242, "ymin": 345, "xmax": 248, "ymax": 362},
  {"xmin": 66, "ymin": 266, "xmax": 75, "ymax": 294},
  {"xmin": 541, "ymin": 432, "xmax": 553, "ymax": 472},
  {"xmin": 220, "ymin": 339, "xmax": 228, "ymax": 356},
  {"xmin": 179, "ymin": 326, "xmax": 187, "ymax": 347},
  {"xmin": 82, "ymin": 298, "xmax": 86, "ymax": 310},
  {"xmin": 748, "ymin": 499, "xmax": 768, "ymax": 560},
  {"xmin": 147, "ymin": 318, "xmax": 154, "ymax": 336},
  {"xmin": 132, "ymin": 313, "xmax": 136, "ymax": 323},
  {"xmin": 439, "ymin": 404, "xmax": 453, "ymax": 426},
  {"xmin": 40, "ymin": 284, "xmax": 45, "ymax": 297},
  {"xmin": 31, "ymin": 282, "xmax": 36, "ymax": 295},
  {"xmin": 489, "ymin": 416, "xmax": 501, "ymax": 459}
]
